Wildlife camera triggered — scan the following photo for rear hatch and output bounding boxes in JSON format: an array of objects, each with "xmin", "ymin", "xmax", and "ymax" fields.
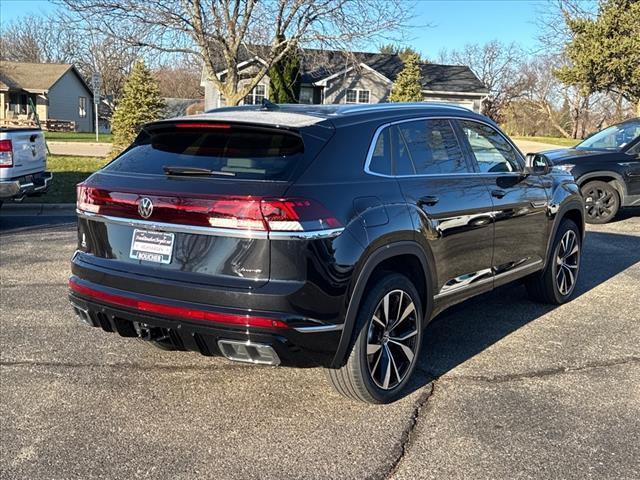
[
  {"xmin": 0, "ymin": 128, "xmax": 46, "ymax": 179},
  {"xmin": 76, "ymin": 118, "xmax": 335, "ymax": 289}
]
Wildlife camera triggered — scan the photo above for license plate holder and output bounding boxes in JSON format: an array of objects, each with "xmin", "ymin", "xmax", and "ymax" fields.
[{"xmin": 129, "ymin": 229, "xmax": 175, "ymax": 264}]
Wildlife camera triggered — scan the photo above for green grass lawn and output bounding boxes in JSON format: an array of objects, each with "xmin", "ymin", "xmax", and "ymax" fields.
[
  {"xmin": 512, "ymin": 136, "xmax": 579, "ymax": 147},
  {"xmin": 25, "ymin": 155, "xmax": 108, "ymax": 204},
  {"xmin": 44, "ymin": 131, "xmax": 113, "ymax": 143}
]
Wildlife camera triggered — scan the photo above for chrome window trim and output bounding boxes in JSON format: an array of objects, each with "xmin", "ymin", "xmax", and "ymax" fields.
[
  {"xmin": 364, "ymin": 115, "xmax": 526, "ymax": 178},
  {"xmin": 77, "ymin": 210, "xmax": 344, "ymax": 241}
]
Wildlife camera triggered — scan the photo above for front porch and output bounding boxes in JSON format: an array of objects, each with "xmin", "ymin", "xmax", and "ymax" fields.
[{"xmin": 0, "ymin": 90, "xmax": 75, "ymax": 131}]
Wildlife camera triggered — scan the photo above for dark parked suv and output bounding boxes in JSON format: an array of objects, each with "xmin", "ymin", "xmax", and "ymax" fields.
[
  {"xmin": 69, "ymin": 103, "xmax": 584, "ymax": 403},
  {"xmin": 544, "ymin": 118, "xmax": 640, "ymax": 224}
]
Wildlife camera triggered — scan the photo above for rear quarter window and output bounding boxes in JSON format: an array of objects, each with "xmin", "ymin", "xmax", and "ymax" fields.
[{"xmin": 104, "ymin": 125, "xmax": 306, "ymax": 181}]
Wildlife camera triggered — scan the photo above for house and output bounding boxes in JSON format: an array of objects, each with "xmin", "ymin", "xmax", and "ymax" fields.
[
  {"xmin": 0, "ymin": 61, "xmax": 95, "ymax": 132},
  {"xmin": 201, "ymin": 48, "xmax": 488, "ymax": 112}
]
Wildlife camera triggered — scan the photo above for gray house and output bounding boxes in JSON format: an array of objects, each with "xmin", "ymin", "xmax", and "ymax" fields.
[
  {"xmin": 0, "ymin": 62, "xmax": 94, "ymax": 132},
  {"xmin": 201, "ymin": 48, "xmax": 488, "ymax": 112}
]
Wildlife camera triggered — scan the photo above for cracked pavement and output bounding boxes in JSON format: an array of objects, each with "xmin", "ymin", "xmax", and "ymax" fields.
[{"xmin": 1, "ymin": 212, "xmax": 639, "ymax": 479}]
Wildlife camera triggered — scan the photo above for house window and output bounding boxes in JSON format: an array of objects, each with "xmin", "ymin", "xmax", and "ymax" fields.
[
  {"xmin": 244, "ymin": 84, "xmax": 266, "ymax": 105},
  {"xmin": 345, "ymin": 89, "xmax": 370, "ymax": 104},
  {"xmin": 79, "ymin": 97, "xmax": 87, "ymax": 118},
  {"xmin": 299, "ymin": 87, "xmax": 314, "ymax": 104}
]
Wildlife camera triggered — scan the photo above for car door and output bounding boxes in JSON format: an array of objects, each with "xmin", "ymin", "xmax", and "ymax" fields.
[
  {"xmin": 387, "ymin": 118, "xmax": 496, "ymax": 300},
  {"xmin": 455, "ymin": 119, "xmax": 551, "ymax": 281},
  {"xmin": 623, "ymin": 141, "xmax": 640, "ymax": 197}
]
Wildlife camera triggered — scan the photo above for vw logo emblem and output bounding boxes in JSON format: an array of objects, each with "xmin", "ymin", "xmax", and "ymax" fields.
[{"xmin": 138, "ymin": 197, "xmax": 154, "ymax": 219}]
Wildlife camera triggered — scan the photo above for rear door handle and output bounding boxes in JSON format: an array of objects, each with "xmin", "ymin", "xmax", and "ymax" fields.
[
  {"xmin": 418, "ymin": 195, "xmax": 439, "ymax": 207},
  {"xmin": 491, "ymin": 189, "xmax": 506, "ymax": 199}
]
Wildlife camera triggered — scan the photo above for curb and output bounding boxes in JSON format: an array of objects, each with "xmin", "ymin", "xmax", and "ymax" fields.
[
  {"xmin": 1, "ymin": 203, "xmax": 76, "ymax": 216},
  {"xmin": 47, "ymin": 141, "xmax": 111, "ymax": 147}
]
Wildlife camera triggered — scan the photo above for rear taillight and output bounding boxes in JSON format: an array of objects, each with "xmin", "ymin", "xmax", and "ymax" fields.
[
  {"xmin": 76, "ymin": 185, "xmax": 341, "ymax": 233},
  {"xmin": 0, "ymin": 140, "xmax": 13, "ymax": 168},
  {"xmin": 260, "ymin": 199, "xmax": 341, "ymax": 231}
]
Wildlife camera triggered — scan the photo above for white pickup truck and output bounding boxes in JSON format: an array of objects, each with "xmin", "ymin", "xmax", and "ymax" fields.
[{"xmin": 0, "ymin": 127, "xmax": 52, "ymax": 206}]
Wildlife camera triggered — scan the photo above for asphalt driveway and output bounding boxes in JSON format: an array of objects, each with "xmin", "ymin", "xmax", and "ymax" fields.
[{"xmin": 1, "ymin": 214, "xmax": 638, "ymax": 479}]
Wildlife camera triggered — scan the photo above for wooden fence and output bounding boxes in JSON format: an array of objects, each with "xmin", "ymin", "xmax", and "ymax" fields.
[{"xmin": 0, "ymin": 118, "xmax": 77, "ymax": 132}]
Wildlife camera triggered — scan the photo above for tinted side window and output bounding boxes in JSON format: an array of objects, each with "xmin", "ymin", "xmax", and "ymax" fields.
[
  {"xmin": 369, "ymin": 127, "xmax": 392, "ymax": 175},
  {"xmin": 396, "ymin": 120, "xmax": 469, "ymax": 175},
  {"xmin": 459, "ymin": 120, "xmax": 520, "ymax": 173},
  {"xmin": 627, "ymin": 141, "xmax": 640, "ymax": 156}
]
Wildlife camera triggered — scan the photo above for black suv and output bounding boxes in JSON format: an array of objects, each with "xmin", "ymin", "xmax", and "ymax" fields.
[
  {"xmin": 69, "ymin": 103, "xmax": 584, "ymax": 403},
  {"xmin": 545, "ymin": 118, "xmax": 640, "ymax": 224}
]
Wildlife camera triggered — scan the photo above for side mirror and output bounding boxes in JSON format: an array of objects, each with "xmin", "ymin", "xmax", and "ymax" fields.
[{"xmin": 524, "ymin": 153, "xmax": 552, "ymax": 175}]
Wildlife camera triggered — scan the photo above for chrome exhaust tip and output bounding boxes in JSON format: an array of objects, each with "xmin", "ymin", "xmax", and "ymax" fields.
[
  {"xmin": 72, "ymin": 305, "xmax": 94, "ymax": 326},
  {"xmin": 217, "ymin": 339, "xmax": 281, "ymax": 366}
]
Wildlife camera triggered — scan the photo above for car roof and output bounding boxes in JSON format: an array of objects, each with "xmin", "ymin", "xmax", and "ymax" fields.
[
  {"xmin": 615, "ymin": 117, "xmax": 640, "ymax": 125},
  {"xmin": 187, "ymin": 102, "xmax": 489, "ymax": 129}
]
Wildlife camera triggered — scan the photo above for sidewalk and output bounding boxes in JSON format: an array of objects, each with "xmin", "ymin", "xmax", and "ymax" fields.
[
  {"xmin": 0, "ymin": 203, "xmax": 75, "ymax": 216},
  {"xmin": 48, "ymin": 141, "xmax": 111, "ymax": 157}
]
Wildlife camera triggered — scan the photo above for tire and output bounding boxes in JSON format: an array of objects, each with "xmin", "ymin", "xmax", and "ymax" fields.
[
  {"xmin": 525, "ymin": 219, "xmax": 581, "ymax": 304},
  {"xmin": 581, "ymin": 180, "xmax": 620, "ymax": 224},
  {"xmin": 326, "ymin": 273, "xmax": 423, "ymax": 404}
]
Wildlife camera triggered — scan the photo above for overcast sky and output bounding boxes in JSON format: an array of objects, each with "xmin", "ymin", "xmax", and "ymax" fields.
[{"xmin": 1, "ymin": 0, "xmax": 548, "ymax": 58}]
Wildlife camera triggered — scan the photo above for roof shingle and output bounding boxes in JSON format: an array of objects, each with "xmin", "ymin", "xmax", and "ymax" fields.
[
  {"xmin": 208, "ymin": 46, "xmax": 488, "ymax": 95},
  {"xmin": 0, "ymin": 61, "xmax": 81, "ymax": 93}
]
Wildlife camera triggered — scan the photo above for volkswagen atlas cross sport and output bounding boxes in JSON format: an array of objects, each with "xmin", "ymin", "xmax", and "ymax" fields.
[{"xmin": 69, "ymin": 103, "xmax": 584, "ymax": 403}]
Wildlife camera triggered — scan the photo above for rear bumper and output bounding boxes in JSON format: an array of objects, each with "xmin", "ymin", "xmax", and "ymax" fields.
[
  {"xmin": 68, "ymin": 275, "xmax": 344, "ymax": 367},
  {"xmin": 0, "ymin": 171, "xmax": 52, "ymax": 199}
]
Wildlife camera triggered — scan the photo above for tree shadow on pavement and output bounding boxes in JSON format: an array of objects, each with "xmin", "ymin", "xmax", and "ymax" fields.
[{"xmin": 403, "ymin": 229, "xmax": 640, "ymax": 396}]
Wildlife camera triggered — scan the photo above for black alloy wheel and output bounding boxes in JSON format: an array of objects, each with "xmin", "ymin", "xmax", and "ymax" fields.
[{"xmin": 581, "ymin": 181, "xmax": 620, "ymax": 224}]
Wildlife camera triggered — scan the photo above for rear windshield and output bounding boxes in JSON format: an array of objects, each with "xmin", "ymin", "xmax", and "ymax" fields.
[{"xmin": 104, "ymin": 124, "xmax": 306, "ymax": 181}]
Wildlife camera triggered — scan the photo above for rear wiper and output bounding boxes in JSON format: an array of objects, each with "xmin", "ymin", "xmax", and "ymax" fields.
[{"xmin": 162, "ymin": 166, "xmax": 235, "ymax": 177}]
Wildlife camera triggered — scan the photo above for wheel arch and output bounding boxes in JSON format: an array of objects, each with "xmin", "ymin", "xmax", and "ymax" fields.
[
  {"xmin": 330, "ymin": 240, "xmax": 434, "ymax": 368},
  {"xmin": 578, "ymin": 171, "xmax": 627, "ymax": 201},
  {"xmin": 544, "ymin": 199, "xmax": 585, "ymax": 270}
]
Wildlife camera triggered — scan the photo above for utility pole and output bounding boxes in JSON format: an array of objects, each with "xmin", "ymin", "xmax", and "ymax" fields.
[{"xmin": 91, "ymin": 73, "xmax": 102, "ymax": 142}]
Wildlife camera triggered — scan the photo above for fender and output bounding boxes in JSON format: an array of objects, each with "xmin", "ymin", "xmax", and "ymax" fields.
[
  {"xmin": 543, "ymin": 197, "xmax": 585, "ymax": 270},
  {"xmin": 577, "ymin": 171, "xmax": 628, "ymax": 200},
  {"xmin": 330, "ymin": 240, "xmax": 434, "ymax": 368}
]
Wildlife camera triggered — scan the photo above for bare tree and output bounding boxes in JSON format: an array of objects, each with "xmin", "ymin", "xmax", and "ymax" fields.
[
  {"xmin": 438, "ymin": 41, "xmax": 527, "ymax": 122},
  {"xmin": 1, "ymin": 13, "xmax": 141, "ymax": 119},
  {"xmin": 518, "ymin": 54, "xmax": 599, "ymax": 139},
  {"xmin": 154, "ymin": 60, "xmax": 204, "ymax": 98},
  {"xmin": 60, "ymin": 0, "xmax": 412, "ymax": 105},
  {"xmin": 535, "ymin": 0, "xmax": 597, "ymax": 55},
  {"xmin": 0, "ymin": 15, "xmax": 76, "ymax": 63}
]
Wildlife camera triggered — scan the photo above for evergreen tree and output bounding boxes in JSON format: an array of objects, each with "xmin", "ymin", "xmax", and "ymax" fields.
[
  {"xmin": 556, "ymin": 0, "xmax": 640, "ymax": 114},
  {"xmin": 268, "ymin": 36, "xmax": 301, "ymax": 103},
  {"xmin": 111, "ymin": 60, "xmax": 165, "ymax": 155},
  {"xmin": 378, "ymin": 43, "xmax": 423, "ymax": 62},
  {"xmin": 389, "ymin": 53, "xmax": 423, "ymax": 102}
]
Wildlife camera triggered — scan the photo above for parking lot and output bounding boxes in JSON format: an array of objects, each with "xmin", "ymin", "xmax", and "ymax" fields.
[{"xmin": 1, "ymin": 212, "xmax": 639, "ymax": 479}]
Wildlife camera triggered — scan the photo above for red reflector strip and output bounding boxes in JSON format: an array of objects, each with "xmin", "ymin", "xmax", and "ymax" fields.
[
  {"xmin": 69, "ymin": 278, "xmax": 288, "ymax": 329},
  {"xmin": 174, "ymin": 122, "xmax": 231, "ymax": 129}
]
